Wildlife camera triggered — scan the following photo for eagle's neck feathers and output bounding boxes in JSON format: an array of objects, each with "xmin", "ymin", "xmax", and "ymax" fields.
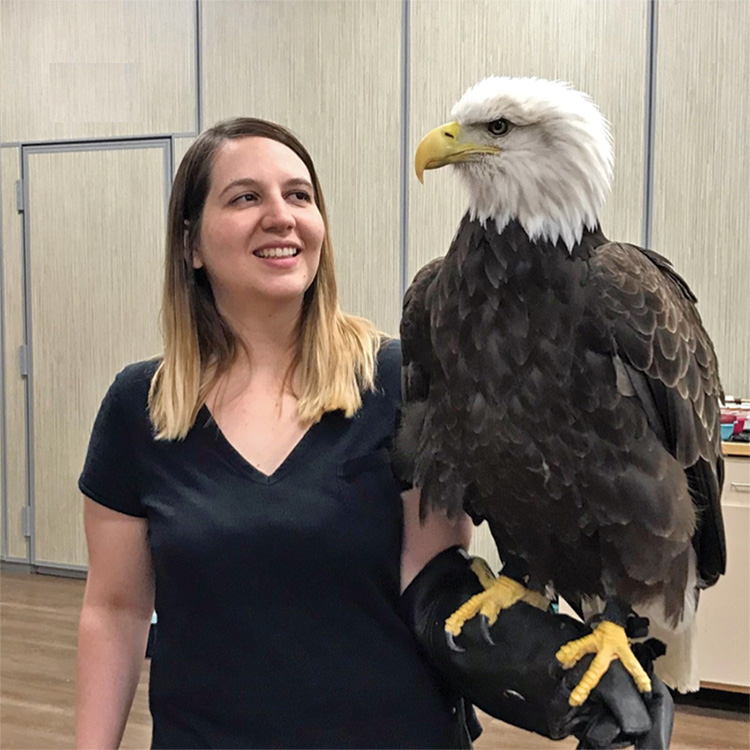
[{"xmin": 457, "ymin": 147, "xmax": 610, "ymax": 253}]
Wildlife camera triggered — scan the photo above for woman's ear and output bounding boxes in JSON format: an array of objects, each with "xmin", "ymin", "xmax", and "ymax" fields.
[{"xmin": 184, "ymin": 227, "xmax": 204, "ymax": 269}]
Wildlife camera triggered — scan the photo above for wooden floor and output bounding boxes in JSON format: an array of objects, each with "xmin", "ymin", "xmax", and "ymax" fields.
[{"xmin": 1, "ymin": 569, "xmax": 748, "ymax": 750}]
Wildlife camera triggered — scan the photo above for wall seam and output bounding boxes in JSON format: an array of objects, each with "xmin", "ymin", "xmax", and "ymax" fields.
[
  {"xmin": 0, "ymin": 111, "xmax": 7, "ymax": 558},
  {"xmin": 399, "ymin": 0, "xmax": 411, "ymax": 308},
  {"xmin": 196, "ymin": 0, "xmax": 204, "ymax": 133},
  {"xmin": 1, "ymin": 133, "xmax": 194, "ymax": 149},
  {"xmin": 20, "ymin": 146, "xmax": 33, "ymax": 564},
  {"xmin": 642, "ymin": 0, "xmax": 659, "ymax": 249}
]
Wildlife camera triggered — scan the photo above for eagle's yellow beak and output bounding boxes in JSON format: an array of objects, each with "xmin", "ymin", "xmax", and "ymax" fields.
[{"xmin": 414, "ymin": 121, "xmax": 500, "ymax": 183}]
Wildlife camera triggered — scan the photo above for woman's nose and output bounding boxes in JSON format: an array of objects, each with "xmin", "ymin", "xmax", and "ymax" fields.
[{"xmin": 260, "ymin": 194, "xmax": 295, "ymax": 232}]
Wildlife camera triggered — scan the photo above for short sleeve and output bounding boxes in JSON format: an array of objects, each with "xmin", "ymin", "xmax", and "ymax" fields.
[
  {"xmin": 376, "ymin": 338, "xmax": 403, "ymax": 403},
  {"xmin": 78, "ymin": 373, "xmax": 145, "ymax": 517},
  {"xmin": 377, "ymin": 338, "xmax": 413, "ymax": 492}
]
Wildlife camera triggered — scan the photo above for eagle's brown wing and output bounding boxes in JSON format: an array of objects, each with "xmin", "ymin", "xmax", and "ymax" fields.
[
  {"xmin": 394, "ymin": 258, "xmax": 445, "ymax": 502},
  {"xmin": 589, "ymin": 242, "xmax": 726, "ymax": 587},
  {"xmin": 401, "ymin": 257, "xmax": 444, "ymax": 405}
]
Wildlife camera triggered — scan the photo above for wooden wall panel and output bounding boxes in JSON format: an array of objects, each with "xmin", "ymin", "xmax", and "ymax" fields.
[
  {"xmin": 1, "ymin": 147, "xmax": 28, "ymax": 560},
  {"xmin": 27, "ymin": 146, "xmax": 166, "ymax": 567},
  {"xmin": 0, "ymin": 0, "xmax": 196, "ymax": 143},
  {"xmin": 408, "ymin": 0, "xmax": 648, "ymax": 283},
  {"xmin": 652, "ymin": 0, "xmax": 750, "ymax": 397},
  {"xmin": 201, "ymin": 0, "xmax": 402, "ymax": 336}
]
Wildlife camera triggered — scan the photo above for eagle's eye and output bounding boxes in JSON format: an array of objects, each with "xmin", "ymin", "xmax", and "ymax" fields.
[{"xmin": 487, "ymin": 118, "xmax": 511, "ymax": 136}]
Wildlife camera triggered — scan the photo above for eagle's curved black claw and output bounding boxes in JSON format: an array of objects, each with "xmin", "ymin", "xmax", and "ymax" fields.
[
  {"xmin": 446, "ymin": 631, "xmax": 465, "ymax": 653},
  {"xmin": 479, "ymin": 615, "xmax": 495, "ymax": 646}
]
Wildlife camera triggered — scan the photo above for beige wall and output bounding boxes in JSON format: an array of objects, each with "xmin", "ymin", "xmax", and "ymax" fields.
[
  {"xmin": 0, "ymin": 0, "xmax": 196, "ymax": 142},
  {"xmin": 201, "ymin": 0, "xmax": 403, "ymax": 336},
  {"xmin": 652, "ymin": 0, "xmax": 750, "ymax": 398},
  {"xmin": 0, "ymin": 0, "xmax": 747, "ymax": 569}
]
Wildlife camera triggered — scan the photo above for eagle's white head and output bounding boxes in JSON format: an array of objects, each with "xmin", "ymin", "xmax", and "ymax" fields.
[{"xmin": 415, "ymin": 76, "xmax": 613, "ymax": 251}]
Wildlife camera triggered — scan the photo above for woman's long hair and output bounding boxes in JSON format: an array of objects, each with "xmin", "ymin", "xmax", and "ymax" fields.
[{"xmin": 149, "ymin": 118, "xmax": 383, "ymax": 439}]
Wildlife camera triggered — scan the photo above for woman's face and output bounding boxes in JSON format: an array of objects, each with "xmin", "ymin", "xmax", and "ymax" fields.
[{"xmin": 194, "ymin": 136, "xmax": 325, "ymax": 314}]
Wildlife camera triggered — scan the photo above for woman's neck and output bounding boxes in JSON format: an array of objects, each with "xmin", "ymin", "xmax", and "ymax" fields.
[
  {"xmin": 211, "ymin": 297, "xmax": 303, "ymax": 407},
  {"xmin": 221, "ymin": 291, "xmax": 300, "ymax": 353}
]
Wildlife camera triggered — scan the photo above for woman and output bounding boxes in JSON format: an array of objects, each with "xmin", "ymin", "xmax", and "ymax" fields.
[
  {"xmin": 76, "ymin": 118, "xmax": 670, "ymax": 749},
  {"xmin": 76, "ymin": 118, "xmax": 472, "ymax": 749}
]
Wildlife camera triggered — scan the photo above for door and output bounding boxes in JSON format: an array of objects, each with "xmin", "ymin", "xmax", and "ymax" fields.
[{"xmin": 23, "ymin": 141, "xmax": 169, "ymax": 568}]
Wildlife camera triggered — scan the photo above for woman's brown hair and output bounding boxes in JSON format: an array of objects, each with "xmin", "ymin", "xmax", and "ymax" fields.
[{"xmin": 149, "ymin": 118, "xmax": 383, "ymax": 439}]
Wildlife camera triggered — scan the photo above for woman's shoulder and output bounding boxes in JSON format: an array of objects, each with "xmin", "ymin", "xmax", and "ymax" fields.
[
  {"xmin": 111, "ymin": 357, "xmax": 160, "ymax": 390},
  {"xmin": 80, "ymin": 358, "xmax": 161, "ymax": 515},
  {"xmin": 377, "ymin": 336, "xmax": 402, "ymax": 364},
  {"xmin": 104, "ymin": 357, "xmax": 161, "ymax": 413},
  {"xmin": 375, "ymin": 337, "xmax": 403, "ymax": 400},
  {"xmin": 116, "ymin": 357, "xmax": 161, "ymax": 381}
]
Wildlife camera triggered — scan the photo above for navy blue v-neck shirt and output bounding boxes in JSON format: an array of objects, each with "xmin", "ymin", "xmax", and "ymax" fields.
[{"xmin": 79, "ymin": 340, "xmax": 463, "ymax": 749}]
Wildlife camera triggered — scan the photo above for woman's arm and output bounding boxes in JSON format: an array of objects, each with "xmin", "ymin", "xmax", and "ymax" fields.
[
  {"xmin": 400, "ymin": 487, "xmax": 473, "ymax": 592},
  {"xmin": 76, "ymin": 497, "xmax": 155, "ymax": 749}
]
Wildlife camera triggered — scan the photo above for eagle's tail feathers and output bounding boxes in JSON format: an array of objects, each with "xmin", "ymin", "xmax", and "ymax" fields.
[
  {"xmin": 637, "ymin": 547, "xmax": 699, "ymax": 634},
  {"xmin": 647, "ymin": 615, "xmax": 700, "ymax": 693}
]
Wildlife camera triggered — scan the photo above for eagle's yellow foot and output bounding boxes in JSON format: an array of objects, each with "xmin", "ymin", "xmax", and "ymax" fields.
[
  {"xmin": 444, "ymin": 558, "xmax": 548, "ymax": 651},
  {"xmin": 556, "ymin": 620, "xmax": 652, "ymax": 707},
  {"xmin": 468, "ymin": 558, "xmax": 550, "ymax": 611}
]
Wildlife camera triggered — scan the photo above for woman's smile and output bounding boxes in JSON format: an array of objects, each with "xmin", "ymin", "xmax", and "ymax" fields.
[{"xmin": 252, "ymin": 243, "xmax": 302, "ymax": 267}]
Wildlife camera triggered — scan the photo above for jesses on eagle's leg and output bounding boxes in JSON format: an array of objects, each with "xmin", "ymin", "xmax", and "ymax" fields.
[
  {"xmin": 445, "ymin": 555, "xmax": 549, "ymax": 652},
  {"xmin": 556, "ymin": 599, "xmax": 652, "ymax": 706}
]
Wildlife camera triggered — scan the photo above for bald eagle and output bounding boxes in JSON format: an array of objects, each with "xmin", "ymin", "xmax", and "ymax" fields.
[{"xmin": 400, "ymin": 76, "xmax": 726, "ymax": 702}]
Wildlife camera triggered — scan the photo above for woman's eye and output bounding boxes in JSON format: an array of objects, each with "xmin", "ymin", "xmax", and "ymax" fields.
[
  {"xmin": 487, "ymin": 118, "xmax": 511, "ymax": 136},
  {"xmin": 233, "ymin": 193, "xmax": 257, "ymax": 204},
  {"xmin": 290, "ymin": 190, "xmax": 312, "ymax": 202}
]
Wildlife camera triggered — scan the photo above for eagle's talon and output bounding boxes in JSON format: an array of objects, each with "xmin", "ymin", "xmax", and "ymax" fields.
[
  {"xmin": 446, "ymin": 630, "xmax": 465, "ymax": 653},
  {"xmin": 479, "ymin": 615, "xmax": 496, "ymax": 646}
]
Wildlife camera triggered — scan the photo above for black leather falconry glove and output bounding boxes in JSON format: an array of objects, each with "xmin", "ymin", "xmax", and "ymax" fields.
[{"xmin": 401, "ymin": 547, "xmax": 673, "ymax": 750}]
